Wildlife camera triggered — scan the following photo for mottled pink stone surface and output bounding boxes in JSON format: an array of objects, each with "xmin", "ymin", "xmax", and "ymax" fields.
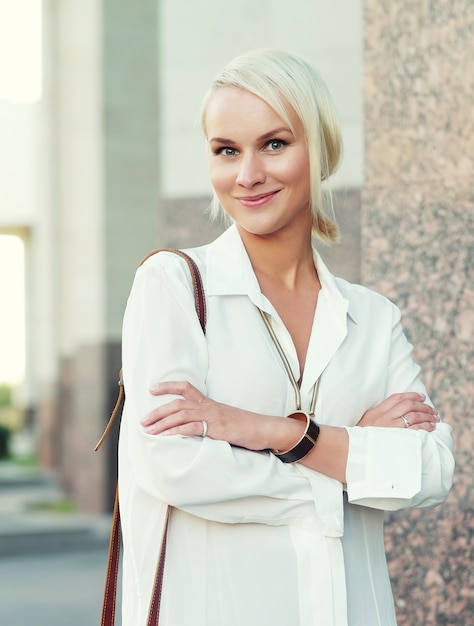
[{"xmin": 363, "ymin": 2, "xmax": 473, "ymax": 624}]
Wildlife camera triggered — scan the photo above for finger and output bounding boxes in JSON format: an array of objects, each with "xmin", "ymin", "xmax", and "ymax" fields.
[
  {"xmin": 394, "ymin": 406, "xmax": 439, "ymax": 430},
  {"xmin": 142, "ymin": 397, "xmax": 210, "ymax": 431},
  {"xmin": 404, "ymin": 409, "xmax": 439, "ymax": 428},
  {"xmin": 391, "ymin": 402, "xmax": 438, "ymax": 426},
  {"xmin": 141, "ymin": 398, "xmax": 188, "ymax": 426},
  {"xmin": 150, "ymin": 380, "xmax": 206, "ymax": 403},
  {"xmin": 369, "ymin": 393, "xmax": 427, "ymax": 422},
  {"xmin": 145, "ymin": 388, "xmax": 215, "ymax": 429},
  {"xmin": 381, "ymin": 392, "xmax": 427, "ymax": 413},
  {"xmin": 160, "ymin": 421, "xmax": 205, "ymax": 437},
  {"xmin": 143, "ymin": 409, "xmax": 195, "ymax": 435},
  {"xmin": 409, "ymin": 421, "xmax": 437, "ymax": 432}
]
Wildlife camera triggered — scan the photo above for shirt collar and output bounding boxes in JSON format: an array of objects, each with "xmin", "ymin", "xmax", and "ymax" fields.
[
  {"xmin": 206, "ymin": 225, "xmax": 270, "ymax": 310},
  {"xmin": 206, "ymin": 224, "xmax": 358, "ymax": 323},
  {"xmin": 313, "ymin": 249, "xmax": 359, "ymax": 325}
]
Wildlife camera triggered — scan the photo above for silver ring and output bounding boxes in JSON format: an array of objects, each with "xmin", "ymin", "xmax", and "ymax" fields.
[
  {"xmin": 201, "ymin": 420, "xmax": 208, "ymax": 438},
  {"xmin": 401, "ymin": 415, "xmax": 410, "ymax": 428}
]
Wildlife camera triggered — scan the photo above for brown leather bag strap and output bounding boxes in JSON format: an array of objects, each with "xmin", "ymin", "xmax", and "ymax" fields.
[
  {"xmin": 139, "ymin": 248, "xmax": 206, "ymax": 333},
  {"xmin": 96, "ymin": 248, "xmax": 206, "ymax": 625},
  {"xmin": 100, "ymin": 492, "xmax": 171, "ymax": 626},
  {"xmin": 95, "ymin": 248, "xmax": 206, "ymax": 453},
  {"xmin": 146, "ymin": 507, "xmax": 171, "ymax": 625},
  {"xmin": 95, "ymin": 379, "xmax": 124, "ymax": 452},
  {"xmin": 100, "ymin": 489, "xmax": 121, "ymax": 626}
]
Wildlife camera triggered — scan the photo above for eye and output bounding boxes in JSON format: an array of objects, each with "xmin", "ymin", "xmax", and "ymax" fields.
[
  {"xmin": 266, "ymin": 139, "xmax": 287, "ymax": 152},
  {"xmin": 215, "ymin": 146, "xmax": 237, "ymax": 157}
]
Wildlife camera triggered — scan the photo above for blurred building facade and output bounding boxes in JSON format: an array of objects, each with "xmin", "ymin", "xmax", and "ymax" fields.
[{"xmin": 0, "ymin": 1, "xmax": 472, "ymax": 624}]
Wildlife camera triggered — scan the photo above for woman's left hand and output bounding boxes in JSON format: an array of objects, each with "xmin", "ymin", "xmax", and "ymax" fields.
[
  {"xmin": 141, "ymin": 380, "xmax": 297, "ymax": 452},
  {"xmin": 357, "ymin": 392, "xmax": 440, "ymax": 431}
]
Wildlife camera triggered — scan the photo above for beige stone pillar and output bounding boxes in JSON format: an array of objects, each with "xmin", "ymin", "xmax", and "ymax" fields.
[{"xmin": 50, "ymin": 0, "xmax": 161, "ymax": 511}]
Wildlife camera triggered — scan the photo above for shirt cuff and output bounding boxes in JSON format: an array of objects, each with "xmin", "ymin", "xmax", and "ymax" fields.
[{"xmin": 344, "ymin": 426, "xmax": 422, "ymax": 510}]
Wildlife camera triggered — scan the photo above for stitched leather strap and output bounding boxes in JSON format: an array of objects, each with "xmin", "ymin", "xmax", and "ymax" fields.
[
  {"xmin": 100, "ymin": 489, "xmax": 121, "ymax": 626},
  {"xmin": 140, "ymin": 248, "xmax": 206, "ymax": 334},
  {"xmin": 95, "ymin": 249, "xmax": 206, "ymax": 454},
  {"xmin": 146, "ymin": 507, "xmax": 171, "ymax": 625},
  {"xmin": 97, "ymin": 248, "xmax": 206, "ymax": 625}
]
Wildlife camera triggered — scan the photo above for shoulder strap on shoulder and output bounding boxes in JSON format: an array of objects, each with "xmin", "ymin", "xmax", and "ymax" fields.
[
  {"xmin": 94, "ymin": 248, "xmax": 206, "ymax": 452},
  {"xmin": 140, "ymin": 248, "xmax": 206, "ymax": 332}
]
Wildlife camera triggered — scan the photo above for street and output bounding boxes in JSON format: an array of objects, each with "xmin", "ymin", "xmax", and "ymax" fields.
[{"xmin": 0, "ymin": 548, "xmax": 121, "ymax": 625}]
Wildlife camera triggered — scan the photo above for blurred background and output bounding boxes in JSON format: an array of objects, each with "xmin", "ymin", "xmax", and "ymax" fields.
[{"xmin": 0, "ymin": 0, "xmax": 472, "ymax": 624}]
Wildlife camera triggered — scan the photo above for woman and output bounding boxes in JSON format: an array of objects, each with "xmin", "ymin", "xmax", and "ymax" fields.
[{"xmin": 119, "ymin": 49, "xmax": 454, "ymax": 625}]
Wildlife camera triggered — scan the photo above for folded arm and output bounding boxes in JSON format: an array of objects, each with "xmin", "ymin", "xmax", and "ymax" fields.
[{"xmin": 121, "ymin": 256, "xmax": 342, "ymax": 535}]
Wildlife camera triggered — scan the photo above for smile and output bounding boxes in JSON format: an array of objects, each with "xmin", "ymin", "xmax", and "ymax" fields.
[{"xmin": 236, "ymin": 190, "xmax": 280, "ymax": 208}]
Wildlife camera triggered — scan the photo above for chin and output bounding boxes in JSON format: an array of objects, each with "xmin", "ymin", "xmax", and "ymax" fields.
[{"xmin": 235, "ymin": 221, "xmax": 287, "ymax": 238}]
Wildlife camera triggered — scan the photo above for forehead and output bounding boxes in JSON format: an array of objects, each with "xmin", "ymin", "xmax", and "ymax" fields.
[{"xmin": 204, "ymin": 87, "xmax": 300, "ymax": 138}]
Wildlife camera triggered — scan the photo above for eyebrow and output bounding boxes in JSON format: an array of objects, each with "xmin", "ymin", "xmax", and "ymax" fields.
[{"xmin": 209, "ymin": 126, "xmax": 293, "ymax": 145}]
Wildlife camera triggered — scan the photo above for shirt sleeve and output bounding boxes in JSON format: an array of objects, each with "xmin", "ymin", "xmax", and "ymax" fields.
[
  {"xmin": 120, "ymin": 254, "xmax": 343, "ymax": 536},
  {"xmin": 344, "ymin": 303, "xmax": 455, "ymax": 511}
]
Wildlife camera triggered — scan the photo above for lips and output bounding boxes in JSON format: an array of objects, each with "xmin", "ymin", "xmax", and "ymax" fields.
[{"xmin": 236, "ymin": 190, "xmax": 280, "ymax": 207}]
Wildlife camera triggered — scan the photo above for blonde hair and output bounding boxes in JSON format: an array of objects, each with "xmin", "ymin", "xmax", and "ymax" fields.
[{"xmin": 200, "ymin": 49, "xmax": 343, "ymax": 243}]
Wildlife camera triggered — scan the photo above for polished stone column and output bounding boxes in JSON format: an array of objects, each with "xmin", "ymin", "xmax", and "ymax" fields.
[{"xmin": 362, "ymin": 2, "xmax": 473, "ymax": 624}]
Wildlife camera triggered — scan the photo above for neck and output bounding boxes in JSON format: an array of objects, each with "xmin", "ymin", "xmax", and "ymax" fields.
[{"xmin": 237, "ymin": 224, "xmax": 316, "ymax": 290}]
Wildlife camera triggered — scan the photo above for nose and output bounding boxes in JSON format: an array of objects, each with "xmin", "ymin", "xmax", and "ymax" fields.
[{"xmin": 235, "ymin": 151, "xmax": 265, "ymax": 188}]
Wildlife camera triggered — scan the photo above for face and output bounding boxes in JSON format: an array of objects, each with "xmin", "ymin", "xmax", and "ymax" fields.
[{"xmin": 204, "ymin": 87, "xmax": 312, "ymax": 239}]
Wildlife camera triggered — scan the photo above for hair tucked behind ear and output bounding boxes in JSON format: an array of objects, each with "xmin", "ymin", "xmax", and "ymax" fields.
[{"xmin": 201, "ymin": 48, "xmax": 343, "ymax": 244}]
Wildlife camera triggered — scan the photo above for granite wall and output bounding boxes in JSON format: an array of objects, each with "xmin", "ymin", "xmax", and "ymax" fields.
[{"xmin": 363, "ymin": 2, "xmax": 474, "ymax": 624}]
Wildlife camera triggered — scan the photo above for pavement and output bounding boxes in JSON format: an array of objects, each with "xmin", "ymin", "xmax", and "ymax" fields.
[
  {"xmin": 0, "ymin": 458, "xmax": 111, "ymax": 558},
  {"xmin": 0, "ymin": 448, "xmax": 117, "ymax": 625},
  {"xmin": 0, "ymin": 546, "xmax": 116, "ymax": 626}
]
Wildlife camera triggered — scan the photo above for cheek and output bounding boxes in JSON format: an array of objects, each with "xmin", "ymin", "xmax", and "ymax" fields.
[
  {"xmin": 286, "ymin": 152, "xmax": 310, "ymax": 186},
  {"xmin": 285, "ymin": 161, "xmax": 311, "ymax": 209},
  {"xmin": 208, "ymin": 163, "xmax": 235, "ymax": 194}
]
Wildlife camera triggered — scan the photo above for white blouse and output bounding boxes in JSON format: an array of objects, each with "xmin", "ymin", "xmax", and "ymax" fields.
[{"xmin": 118, "ymin": 225, "xmax": 454, "ymax": 626}]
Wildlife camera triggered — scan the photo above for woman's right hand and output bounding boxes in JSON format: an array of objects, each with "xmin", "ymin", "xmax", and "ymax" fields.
[
  {"xmin": 357, "ymin": 392, "xmax": 440, "ymax": 431},
  {"xmin": 143, "ymin": 380, "xmax": 303, "ymax": 453}
]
